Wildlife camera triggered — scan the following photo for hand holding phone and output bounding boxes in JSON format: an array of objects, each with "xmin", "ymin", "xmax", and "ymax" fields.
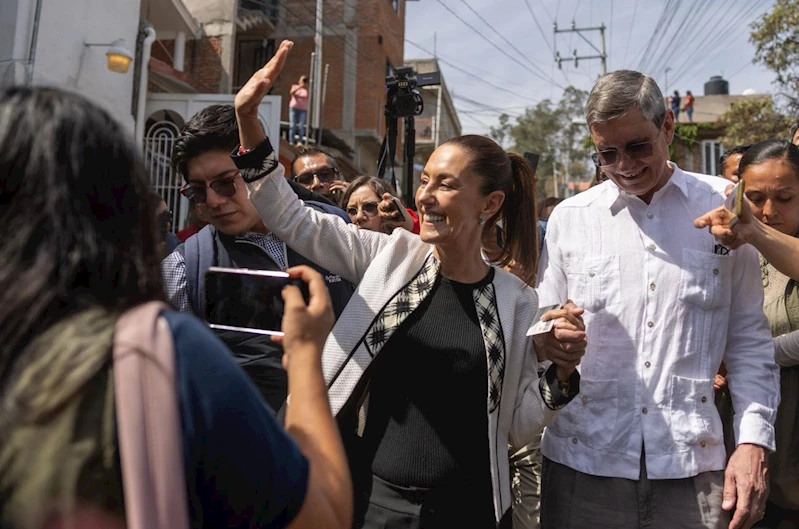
[
  {"xmin": 723, "ymin": 180, "xmax": 746, "ymax": 225},
  {"xmin": 272, "ymin": 266, "xmax": 335, "ymax": 368},
  {"xmin": 205, "ymin": 267, "xmax": 308, "ymax": 336},
  {"xmin": 378, "ymin": 194, "xmax": 412, "ymax": 227}
]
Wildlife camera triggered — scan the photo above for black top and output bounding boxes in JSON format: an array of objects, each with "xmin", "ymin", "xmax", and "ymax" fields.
[{"xmin": 363, "ymin": 268, "xmax": 495, "ymax": 517}]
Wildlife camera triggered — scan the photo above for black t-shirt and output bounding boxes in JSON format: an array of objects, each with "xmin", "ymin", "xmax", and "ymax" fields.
[{"xmin": 362, "ymin": 269, "xmax": 495, "ymax": 521}]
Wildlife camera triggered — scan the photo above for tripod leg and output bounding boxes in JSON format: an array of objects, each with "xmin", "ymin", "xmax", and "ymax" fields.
[{"xmin": 405, "ymin": 116, "xmax": 416, "ymax": 206}]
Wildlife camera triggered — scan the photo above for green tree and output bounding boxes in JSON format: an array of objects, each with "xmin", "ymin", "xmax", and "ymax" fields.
[
  {"xmin": 490, "ymin": 86, "xmax": 590, "ymax": 198},
  {"xmin": 751, "ymin": 0, "xmax": 799, "ymax": 113},
  {"xmin": 718, "ymin": 97, "xmax": 793, "ymax": 147}
]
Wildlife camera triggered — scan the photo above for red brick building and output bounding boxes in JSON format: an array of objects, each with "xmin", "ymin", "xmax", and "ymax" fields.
[{"xmin": 274, "ymin": 0, "xmax": 409, "ymax": 176}]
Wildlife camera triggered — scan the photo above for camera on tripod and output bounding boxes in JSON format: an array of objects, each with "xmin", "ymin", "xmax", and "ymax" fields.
[
  {"xmin": 378, "ymin": 66, "xmax": 442, "ymax": 203},
  {"xmin": 385, "ymin": 67, "xmax": 441, "ymax": 119}
]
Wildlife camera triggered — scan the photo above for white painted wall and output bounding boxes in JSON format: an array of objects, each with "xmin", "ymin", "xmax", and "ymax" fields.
[
  {"xmin": 0, "ymin": 0, "xmax": 35, "ymax": 86},
  {"xmin": 2, "ymin": 0, "xmax": 141, "ymax": 130}
]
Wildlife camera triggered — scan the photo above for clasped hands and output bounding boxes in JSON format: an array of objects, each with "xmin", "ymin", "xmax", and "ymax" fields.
[{"xmin": 532, "ymin": 301, "xmax": 587, "ymax": 381}]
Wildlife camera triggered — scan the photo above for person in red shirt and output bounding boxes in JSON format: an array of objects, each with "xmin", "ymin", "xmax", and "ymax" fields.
[
  {"xmin": 176, "ymin": 201, "xmax": 208, "ymax": 242},
  {"xmin": 682, "ymin": 90, "xmax": 695, "ymax": 122}
]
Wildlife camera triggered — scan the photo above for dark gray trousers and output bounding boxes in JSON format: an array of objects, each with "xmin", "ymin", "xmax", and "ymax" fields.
[{"xmin": 540, "ymin": 453, "xmax": 729, "ymax": 529}]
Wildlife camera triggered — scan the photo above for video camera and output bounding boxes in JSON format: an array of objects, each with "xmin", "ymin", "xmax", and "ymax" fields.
[{"xmin": 385, "ymin": 67, "xmax": 441, "ymax": 119}]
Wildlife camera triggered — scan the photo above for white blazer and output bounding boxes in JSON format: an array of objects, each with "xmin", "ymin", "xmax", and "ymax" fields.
[{"xmin": 244, "ymin": 148, "xmax": 561, "ymax": 521}]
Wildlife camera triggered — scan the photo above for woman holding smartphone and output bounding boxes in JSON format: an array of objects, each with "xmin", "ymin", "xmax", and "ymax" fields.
[
  {"xmin": 706, "ymin": 140, "xmax": 799, "ymax": 527},
  {"xmin": 233, "ymin": 41, "xmax": 586, "ymax": 529},
  {"xmin": 0, "ymin": 86, "xmax": 350, "ymax": 529}
]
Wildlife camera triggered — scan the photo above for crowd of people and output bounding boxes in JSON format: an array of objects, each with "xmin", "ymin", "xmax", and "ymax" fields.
[{"xmin": 0, "ymin": 38, "xmax": 797, "ymax": 529}]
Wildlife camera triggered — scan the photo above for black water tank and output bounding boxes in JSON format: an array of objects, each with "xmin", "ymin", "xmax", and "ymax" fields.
[{"xmin": 704, "ymin": 76, "xmax": 729, "ymax": 96}]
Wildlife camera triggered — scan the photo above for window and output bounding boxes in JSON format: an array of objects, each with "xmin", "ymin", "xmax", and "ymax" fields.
[
  {"xmin": 390, "ymin": 0, "xmax": 400, "ymax": 13},
  {"xmin": 234, "ymin": 39, "xmax": 275, "ymax": 91},
  {"xmin": 702, "ymin": 140, "xmax": 724, "ymax": 176}
]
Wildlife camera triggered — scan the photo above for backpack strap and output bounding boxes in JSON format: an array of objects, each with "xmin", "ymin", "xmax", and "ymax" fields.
[
  {"xmin": 184, "ymin": 225, "xmax": 217, "ymax": 317},
  {"xmin": 113, "ymin": 302, "xmax": 189, "ymax": 529}
]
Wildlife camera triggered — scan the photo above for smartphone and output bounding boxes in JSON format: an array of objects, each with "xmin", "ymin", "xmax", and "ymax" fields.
[
  {"xmin": 204, "ymin": 267, "xmax": 307, "ymax": 336},
  {"xmin": 386, "ymin": 197, "xmax": 410, "ymax": 223},
  {"xmin": 724, "ymin": 180, "xmax": 746, "ymax": 220}
]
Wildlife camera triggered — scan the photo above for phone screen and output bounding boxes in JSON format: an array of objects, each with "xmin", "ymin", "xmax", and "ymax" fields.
[{"xmin": 204, "ymin": 267, "xmax": 293, "ymax": 336}]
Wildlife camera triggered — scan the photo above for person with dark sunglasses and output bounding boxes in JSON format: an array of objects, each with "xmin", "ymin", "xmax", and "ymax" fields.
[
  {"xmin": 164, "ymin": 104, "xmax": 354, "ymax": 413},
  {"xmin": 291, "ymin": 147, "xmax": 350, "ymax": 203},
  {"xmin": 537, "ymin": 69, "xmax": 778, "ymax": 529}
]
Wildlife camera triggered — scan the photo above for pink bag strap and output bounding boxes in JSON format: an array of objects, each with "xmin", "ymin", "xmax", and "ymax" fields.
[{"xmin": 113, "ymin": 302, "xmax": 190, "ymax": 529}]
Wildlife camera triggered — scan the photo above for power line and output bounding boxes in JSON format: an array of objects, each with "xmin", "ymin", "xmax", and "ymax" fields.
[
  {"xmin": 453, "ymin": 93, "xmax": 533, "ymax": 114},
  {"xmin": 727, "ymin": 61, "xmax": 754, "ymax": 81},
  {"xmin": 653, "ymin": 0, "xmax": 717, "ymax": 74},
  {"xmin": 459, "ymin": 0, "xmax": 555, "ymax": 77},
  {"xmin": 632, "ymin": 0, "xmax": 673, "ymax": 71},
  {"xmin": 523, "ymin": 0, "xmax": 555, "ymax": 55},
  {"xmin": 622, "ymin": 0, "xmax": 639, "ymax": 66},
  {"xmin": 536, "ymin": 0, "xmax": 555, "ymax": 23},
  {"xmin": 434, "ymin": 0, "xmax": 566, "ymax": 88},
  {"xmin": 405, "ymin": 39, "xmax": 542, "ymax": 104},
  {"xmin": 459, "ymin": 106, "xmax": 528, "ymax": 115},
  {"xmin": 639, "ymin": 0, "xmax": 683, "ymax": 74},
  {"xmin": 460, "ymin": 113, "xmax": 494, "ymax": 128},
  {"xmin": 522, "ymin": 0, "xmax": 572, "ymax": 86},
  {"xmin": 667, "ymin": 0, "xmax": 761, "ymax": 88}
]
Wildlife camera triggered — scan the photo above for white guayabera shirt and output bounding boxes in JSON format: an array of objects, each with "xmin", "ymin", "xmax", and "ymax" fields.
[{"xmin": 536, "ymin": 163, "xmax": 780, "ymax": 480}]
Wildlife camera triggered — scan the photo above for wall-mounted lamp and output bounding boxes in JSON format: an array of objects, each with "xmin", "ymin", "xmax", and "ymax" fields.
[{"xmin": 83, "ymin": 39, "xmax": 134, "ymax": 73}]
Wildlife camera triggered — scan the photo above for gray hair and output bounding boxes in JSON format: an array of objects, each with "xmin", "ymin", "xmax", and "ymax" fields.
[{"xmin": 586, "ymin": 70, "xmax": 665, "ymax": 129}]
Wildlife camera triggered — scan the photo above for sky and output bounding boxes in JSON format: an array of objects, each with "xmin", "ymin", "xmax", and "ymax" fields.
[{"xmin": 404, "ymin": 0, "xmax": 779, "ymax": 136}]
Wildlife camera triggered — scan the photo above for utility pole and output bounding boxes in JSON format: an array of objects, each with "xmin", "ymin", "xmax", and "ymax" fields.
[
  {"xmin": 554, "ymin": 21, "xmax": 607, "ymax": 76},
  {"xmin": 318, "ymin": 63, "xmax": 330, "ymax": 147},
  {"xmin": 312, "ymin": 0, "xmax": 323, "ymax": 135}
]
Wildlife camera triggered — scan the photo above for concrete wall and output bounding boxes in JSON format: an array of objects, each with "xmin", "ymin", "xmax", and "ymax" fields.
[
  {"xmin": 182, "ymin": 0, "xmax": 236, "ymax": 93},
  {"xmin": 1, "ymin": 0, "xmax": 141, "ymax": 130},
  {"xmin": 0, "ymin": 0, "xmax": 30, "ymax": 86}
]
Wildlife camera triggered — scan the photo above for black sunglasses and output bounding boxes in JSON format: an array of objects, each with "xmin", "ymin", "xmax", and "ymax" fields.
[
  {"xmin": 180, "ymin": 175, "xmax": 237, "ymax": 204},
  {"xmin": 591, "ymin": 126, "xmax": 663, "ymax": 168},
  {"xmin": 346, "ymin": 201, "xmax": 379, "ymax": 217},
  {"xmin": 294, "ymin": 167, "xmax": 339, "ymax": 186}
]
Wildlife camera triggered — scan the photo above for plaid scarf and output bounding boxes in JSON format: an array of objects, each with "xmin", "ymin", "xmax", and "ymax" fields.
[{"xmin": 363, "ymin": 255, "xmax": 506, "ymax": 412}]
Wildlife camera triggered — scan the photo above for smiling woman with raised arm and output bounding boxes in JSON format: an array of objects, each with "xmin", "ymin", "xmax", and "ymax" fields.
[{"xmin": 232, "ymin": 40, "xmax": 586, "ymax": 529}]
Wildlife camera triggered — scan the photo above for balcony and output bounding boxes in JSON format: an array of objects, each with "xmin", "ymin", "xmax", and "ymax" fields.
[{"xmin": 238, "ymin": 0, "xmax": 279, "ymax": 32}]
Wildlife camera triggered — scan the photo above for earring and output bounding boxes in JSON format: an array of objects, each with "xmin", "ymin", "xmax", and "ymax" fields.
[{"xmin": 478, "ymin": 215, "xmax": 485, "ymax": 225}]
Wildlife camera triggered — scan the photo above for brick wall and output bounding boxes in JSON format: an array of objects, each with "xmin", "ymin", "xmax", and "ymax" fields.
[
  {"xmin": 151, "ymin": 37, "xmax": 226, "ymax": 94},
  {"xmin": 276, "ymin": 0, "xmax": 406, "ymax": 138}
]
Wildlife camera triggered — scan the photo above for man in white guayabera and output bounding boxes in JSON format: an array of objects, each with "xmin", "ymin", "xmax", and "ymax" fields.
[{"xmin": 535, "ymin": 69, "xmax": 780, "ymax": 529}]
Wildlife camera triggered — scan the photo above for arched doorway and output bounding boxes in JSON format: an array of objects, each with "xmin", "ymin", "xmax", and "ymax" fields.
[{"xmin": 144, "ymin": 110, "xmax": 186, "ymax": 231}]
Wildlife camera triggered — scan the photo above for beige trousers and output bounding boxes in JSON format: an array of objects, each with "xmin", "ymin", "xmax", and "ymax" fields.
[{"xmin": 510, "ymin": 432, "xmax": 543, "ymax": 529}]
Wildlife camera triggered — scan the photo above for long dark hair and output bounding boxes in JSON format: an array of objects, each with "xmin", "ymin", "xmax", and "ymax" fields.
[
  {"xmin": 0, "ymin": 87, "xmax": 164, "ymax": 384},
  {"xmin": 443, "ymin": 135, "xmax": 539, "ymax": 284},
  {"xmin": 738, "ymin": 139, "xmax": 799, "ymax": 179}
]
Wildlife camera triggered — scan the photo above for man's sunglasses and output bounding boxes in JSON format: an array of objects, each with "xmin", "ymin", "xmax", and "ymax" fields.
[
  {"xmin": 294, "ymin": 167, "xmax": 339, "ymax": 186},
  {"xmin": 346, "ymin": 202, "xmax": 379, "ymax": 217},
  {"xmin": 180, "ymin": 175, "xmax": 237, "ymax": 204},
  {"xmin": 591, "ymin": 126, "xmax": 663, "ymax": 168}
]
